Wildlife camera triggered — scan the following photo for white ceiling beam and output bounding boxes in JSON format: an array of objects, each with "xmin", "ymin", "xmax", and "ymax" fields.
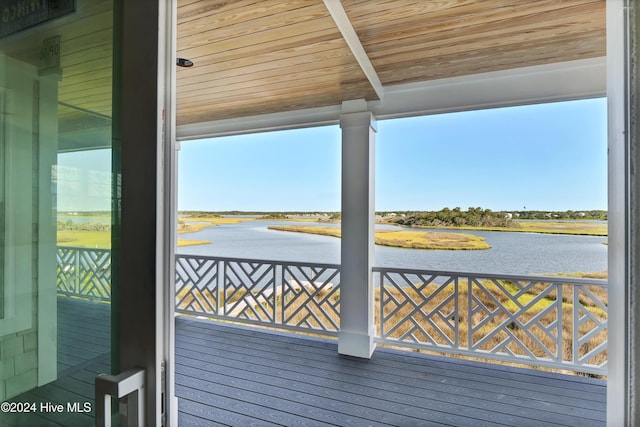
[
  {"xmin": 323, "ymin": 0, "xmax": 384, "ymax": 100},
  {"xmin": 177, "ymin": 57, "xmax": 605, "ymax": 140}
]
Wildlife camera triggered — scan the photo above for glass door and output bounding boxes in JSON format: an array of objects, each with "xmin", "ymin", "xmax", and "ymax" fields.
[{"xmin": 0, "ymin": 1, "xmax": 117, "ymax": 425}]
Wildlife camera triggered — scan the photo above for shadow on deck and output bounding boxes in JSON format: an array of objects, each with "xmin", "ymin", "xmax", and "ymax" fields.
[{"xmin": 1, "ymin": 298, "xmax": 606, "ymax": 426}]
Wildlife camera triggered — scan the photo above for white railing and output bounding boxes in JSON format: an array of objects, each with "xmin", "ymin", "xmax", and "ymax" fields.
[
  {"xmin": 55, "ymin": 249, "xmax": 607, "ymax": 374},
  {"xmin": 374, "ymin": 267, "xmax": 608, "ymax": 375},
  {"xmin": 56, "ymin": 246, "xmax": 111, "ymax": 302},
  {"xmin": 175, "ymin": 255, "xmax": 341, "ymax": 335}
]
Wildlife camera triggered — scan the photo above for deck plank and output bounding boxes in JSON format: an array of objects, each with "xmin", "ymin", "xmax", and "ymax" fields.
[
  {"xmin": 176, "ymin": 350, "xmax": 498, "ymax": 427},
  {"xmin": 179, "ymin": 321, "xmax": 606, "ymax": 406},
  {"xmin": 178, "ymin": 396, "xmax": 284, "ymax": 427},
  {"xmin": 176, "ymin": 317, "xmax": 606, "ymax": 427},
  {"xmin": 177, "ymin": 321, "xmax": 604, "ymax": 425},
  {"xmin": 177, "ymin": 363, "xmax": 448, "ymax": 427},
  {"xmin": 180, "ymin": 320, "xmax": 606, "ymax": 396}
]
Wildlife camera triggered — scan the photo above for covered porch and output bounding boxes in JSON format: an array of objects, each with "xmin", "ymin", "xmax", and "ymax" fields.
[
  {"xmin": 173, "ymin": 0, "xmax": 608, "ymax": 365},
  {"xmin": 171, "ymin": 1, "xmax": 612, "ymax": 423},
  {"xmin": 0, "ymin": 0, "xmax": 618, "ymax": 425}
]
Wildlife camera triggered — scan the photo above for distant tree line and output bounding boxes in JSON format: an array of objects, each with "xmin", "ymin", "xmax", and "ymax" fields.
[
  {"xmin": 379, "ymin": 208, "xmax": 607, "ymax": 228},
  {"xmin": 180, "ymin": 211, "xmax": 222, "ymax": 218},
  {"xmin": 262, "ymin": 213, "xmax": 288, "ymax": 219},
  {"xmin": 383, "ymin": 207, "xmax": 514, "ymax": 228},
  {"xmin": 514, "ymin": 210, "xmax": 607, "ymax": 220},
  {"xmin": 59, "ymin": 211, "xmax": 110, "ymax": 216},
  {"xmin": 179, "ymin": 211, "xmax": 333, "ymax": 217},
  {"xmin": 57, "ymin": 220, "xmax": 111, "ymax": 231},
  {"xmin": 176, "ymin": 209, "xmax": 607, "ymax": 224}
]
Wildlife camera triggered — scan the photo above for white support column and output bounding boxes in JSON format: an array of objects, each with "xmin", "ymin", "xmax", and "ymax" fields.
[
  {"xmin": 338, "ymin": 100, "xmax": 377, "ymax": 359},
  {"xmin": 607, "ymin": 0, "xmax": 634, "ymax": 425}
]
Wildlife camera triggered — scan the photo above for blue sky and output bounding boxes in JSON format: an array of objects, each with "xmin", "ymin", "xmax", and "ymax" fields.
[
  {"xmin": 56, "ymin": 97, "xmax": 607, "ymax": 212},
  {"xmin": 178, "ymin": 98, "xmax": 607, "ymax": 212}
]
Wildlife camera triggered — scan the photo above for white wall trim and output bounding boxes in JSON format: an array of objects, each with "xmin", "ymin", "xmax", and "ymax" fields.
[{"xmin": 177, "ymin": 57, "xmax": 605, "ymax": 141}]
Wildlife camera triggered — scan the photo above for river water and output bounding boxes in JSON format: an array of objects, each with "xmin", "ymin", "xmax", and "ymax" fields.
[{"xmin": 176, "ymin": 220, "xmax": 608, "ymax": 276}]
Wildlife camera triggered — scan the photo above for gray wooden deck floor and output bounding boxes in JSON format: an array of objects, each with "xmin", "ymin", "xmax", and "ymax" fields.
[
  {"xmin": 176, "ymin": 318, "xmax": 606, "ymax": 427},
  {"xmin": 1, "ymin": 298, "xmax": 606, "ymax": 426},
  {"xmin": 1, "ymin": 298, "xmax": 110, "ymax": 427}
]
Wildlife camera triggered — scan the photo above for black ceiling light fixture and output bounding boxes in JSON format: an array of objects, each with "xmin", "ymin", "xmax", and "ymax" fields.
[{"xmin": 176, "ymin": 58, "xmax": 194, "ymax": 67}]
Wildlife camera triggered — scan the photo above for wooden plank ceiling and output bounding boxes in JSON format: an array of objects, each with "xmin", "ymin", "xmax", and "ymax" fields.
[
  {"xmin": 177, "ymin": 0, "xmax": 606, "ymax": 126},
  {"xmin": 0, "ymin": 0, "xmax": 607, "ymax": 136}
]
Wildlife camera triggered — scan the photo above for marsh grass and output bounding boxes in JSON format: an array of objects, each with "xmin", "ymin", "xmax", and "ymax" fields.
[
  {"xmin": 177, "ymin": 239, "xmax": 211, "ymax": 247},
  {"xmin": 268, "ymin": 225, "xmax": 491, "ymax": 250},
  {"xmin": 514, "ymin": 221, "xmax": 607, "ymax": 236},
  {"xmin": 58, "ymin": 230, "xmax": 211, "ymax": 248},
  {"xmin": 421, "ymin": 221, "xmax": 607, "ymax": 236},
  {"xmin": 180, "ymin": 216, "xmax": 252, "ymax": 231},
  {"xmin": 58, "ymin": 230, "xmax": 111, "ymax": 248},
  {"xmin": 176, "ymin": 286, "xmax": 250, "ymax": 313},
  {"xmin": 176, "ymin": 217, "xmax": 254, "ymax": 245}
]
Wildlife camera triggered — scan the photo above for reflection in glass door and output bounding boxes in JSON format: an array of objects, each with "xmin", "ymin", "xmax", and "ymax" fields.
[{"xmin": 0, "ymin": 1, "xmax": 117, "ymax": 425}]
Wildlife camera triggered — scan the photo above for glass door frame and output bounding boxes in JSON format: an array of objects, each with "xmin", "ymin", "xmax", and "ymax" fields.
[{"xmin": 113, "ymin": 0, "xmax": 177, "ymax": 424}]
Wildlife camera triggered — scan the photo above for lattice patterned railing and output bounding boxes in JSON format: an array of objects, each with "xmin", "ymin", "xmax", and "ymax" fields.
[
  {"xmin": 175, "ymin": 255, "xmax": 340, "ymax": 335},
  {"xmin": 375, "ymin": 267, "xmax": 607, "ymax": 375},
  {"xmin": 55, "ymin": 249, "xmax": 607, "ymax": 373},
  {"xmin": 56, "ymin": 246, "xmax": 111, "ymax": 302}
]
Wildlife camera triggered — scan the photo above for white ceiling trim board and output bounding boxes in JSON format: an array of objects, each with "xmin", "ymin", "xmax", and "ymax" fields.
[
  {"xmin": 322, "ymin": 0, "xmax": 384, "ymax": 100},
  {"xmin": 372, "ymin": 56, "xmax": 606, "ymax": 119},
  {"xmin": 176, "ymin": 104, "xmax": 342, "ymax": 140},
  {"xmin": 177, "ymin": 57, "xmax": 606, "ymax": 140}
]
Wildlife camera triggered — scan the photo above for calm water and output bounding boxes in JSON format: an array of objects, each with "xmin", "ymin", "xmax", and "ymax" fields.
[{"xmin": 176, "ymin": 220, "xmax": 608, "ymax": 276}]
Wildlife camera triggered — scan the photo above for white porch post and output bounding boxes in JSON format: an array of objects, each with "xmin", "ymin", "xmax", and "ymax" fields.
[
  {"xmin": 338, "ymin": 100, "xmax": 377, "ymax": 359},
  {"xmin": 607, "ymin": 0, "xmax": 637, "ymax": 425}
]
